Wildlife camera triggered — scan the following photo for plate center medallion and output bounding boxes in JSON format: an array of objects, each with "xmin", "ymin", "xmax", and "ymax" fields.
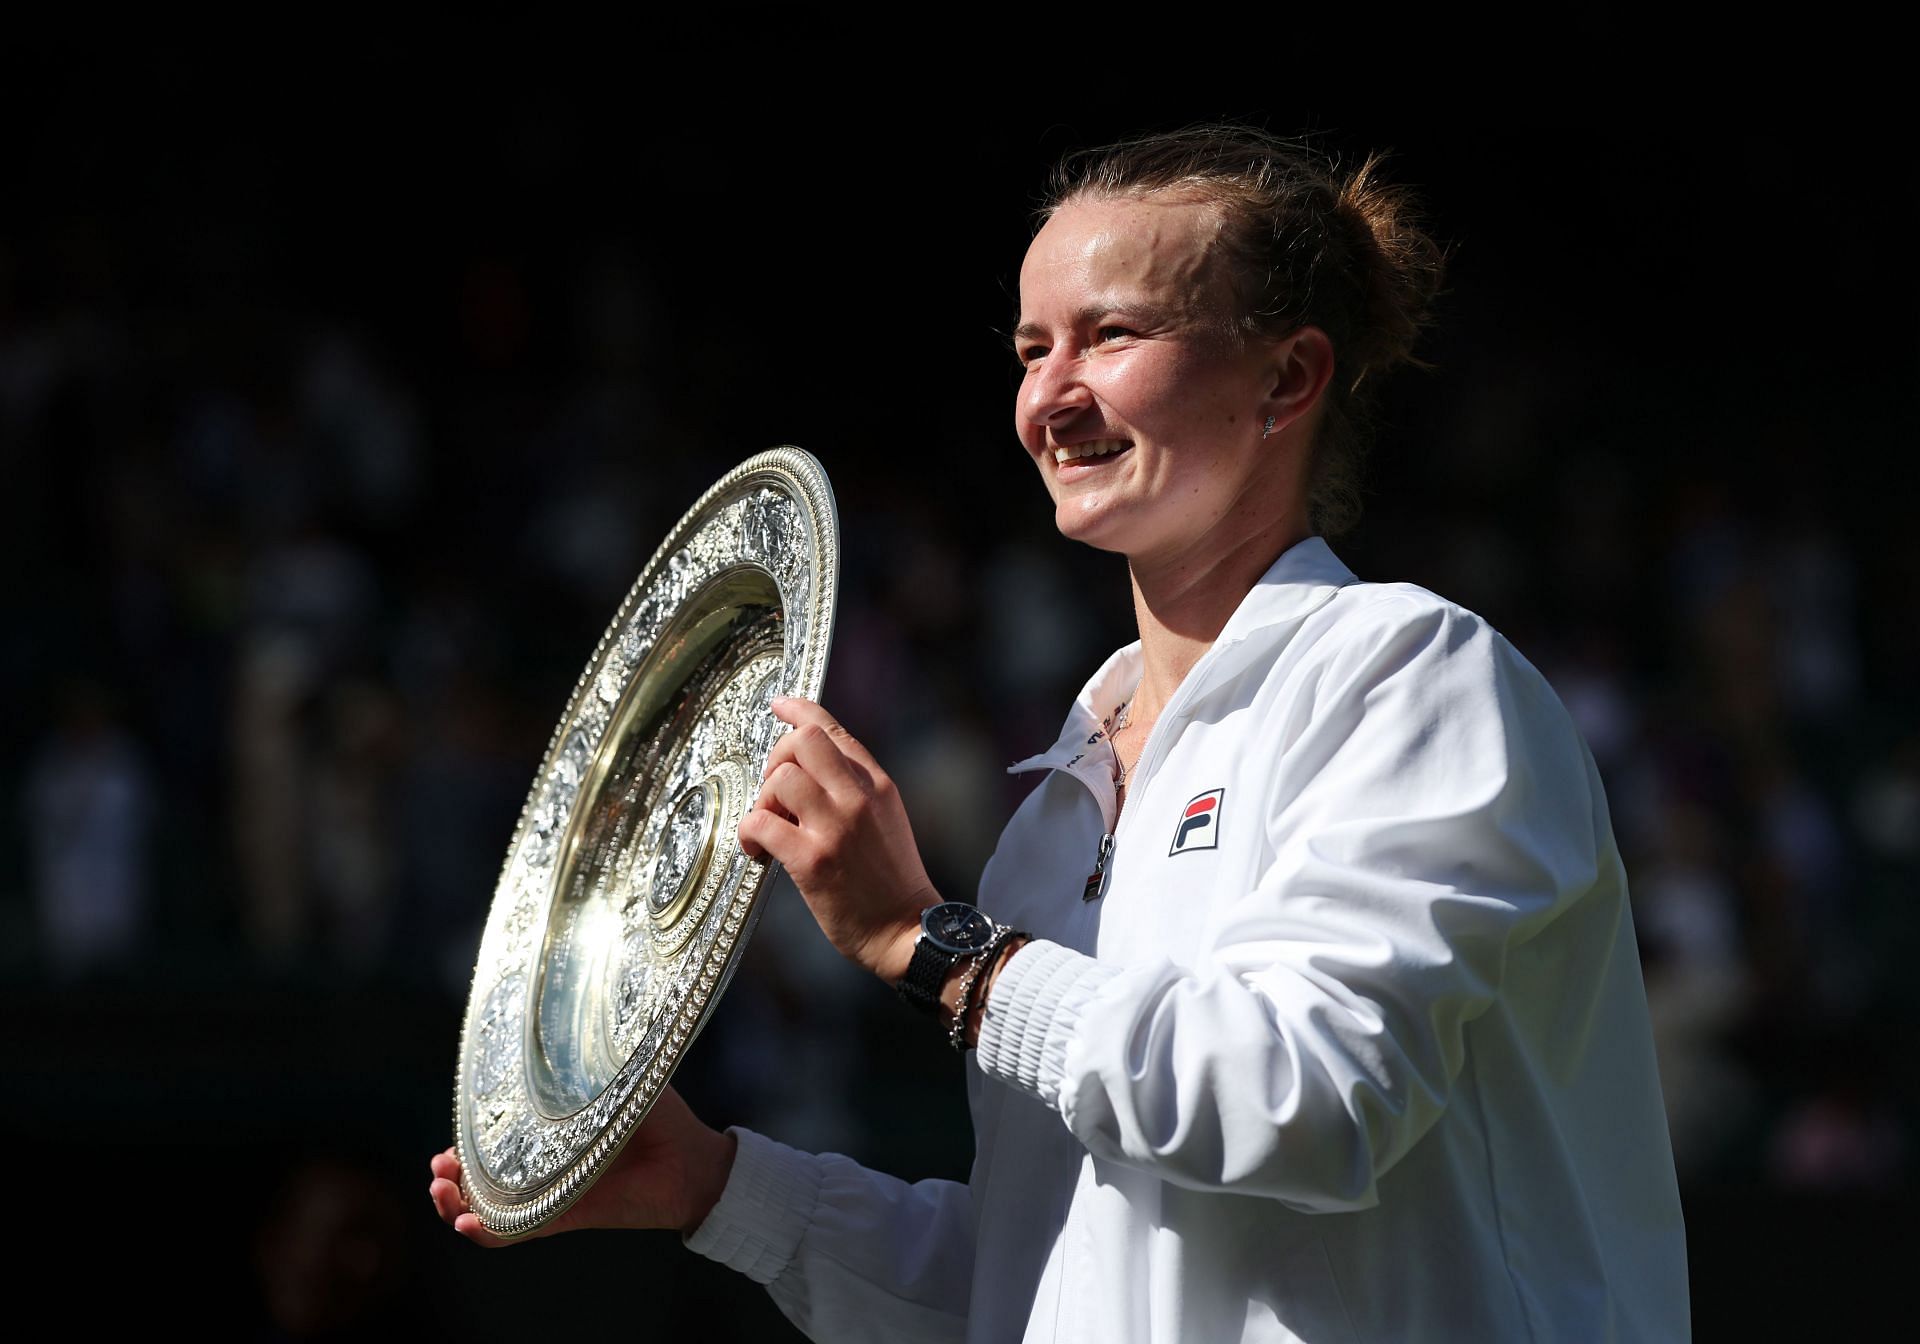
[{"xmin": 649, "ymin": 782, "xmax": 716, "ymax": 926}]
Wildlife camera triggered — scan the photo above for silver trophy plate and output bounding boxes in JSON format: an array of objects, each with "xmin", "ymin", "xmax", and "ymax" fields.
[{"xmin": 454, "ymin": 447, "xmax": 837, "ymax": 1236}]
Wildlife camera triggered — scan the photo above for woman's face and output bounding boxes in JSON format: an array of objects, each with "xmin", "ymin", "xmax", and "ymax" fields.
[{"xmin": 1013, "ymin": 194, "xmax": 1318, "ymax": 566}]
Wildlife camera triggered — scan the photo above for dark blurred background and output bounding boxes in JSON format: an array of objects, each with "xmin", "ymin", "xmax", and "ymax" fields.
[{"xmin": 3, "ymin": 46, "xmax": 1913, "ymax": 1340}]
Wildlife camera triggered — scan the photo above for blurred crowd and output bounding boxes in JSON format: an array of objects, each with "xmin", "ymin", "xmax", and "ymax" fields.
[{"xmin": 4, "ymin": 110, "xmax": 1915, "ymax": 1336}]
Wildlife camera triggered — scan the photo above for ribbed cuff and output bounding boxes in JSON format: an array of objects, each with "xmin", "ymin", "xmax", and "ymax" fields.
[
  {"xmin": 681, "ymin": 1126, "xmax": 823, "ymax": 1284},
  {"xmin": 974, "ymin": 938, "xmax": 1122, "ymax": 1110}
]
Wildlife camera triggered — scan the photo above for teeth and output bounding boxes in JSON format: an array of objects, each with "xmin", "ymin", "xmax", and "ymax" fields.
[{"xmin": 1054, "ymin": 439, "xmax": 1129, "ymax": 463}]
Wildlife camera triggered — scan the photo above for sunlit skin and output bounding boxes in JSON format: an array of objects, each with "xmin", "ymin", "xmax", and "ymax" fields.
[{"xmin": 430, "ymin": 191, "xmax": 1340, "ymax": 1247}]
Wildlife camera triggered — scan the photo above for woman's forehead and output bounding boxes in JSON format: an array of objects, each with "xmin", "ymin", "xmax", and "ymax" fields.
[{"xmin": 1018, "ymin": 195, "xmax": 1227, "ymax": 318}]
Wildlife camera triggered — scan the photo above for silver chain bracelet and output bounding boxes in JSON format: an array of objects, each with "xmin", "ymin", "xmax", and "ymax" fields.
[{"xmin": 948, "ymin": 925, "xmax": 1021, "ymax": 1052}]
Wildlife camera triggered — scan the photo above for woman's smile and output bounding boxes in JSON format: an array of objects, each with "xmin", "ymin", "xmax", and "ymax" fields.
[{"xmin": 1052, "ymin": 438, "xmax": 1134, "ymax": 480}]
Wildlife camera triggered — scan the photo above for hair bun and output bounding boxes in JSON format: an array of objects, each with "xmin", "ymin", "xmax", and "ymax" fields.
[{"xmin": 1332, "ymin": 151, "xmax": 1448, "ymax": 396}]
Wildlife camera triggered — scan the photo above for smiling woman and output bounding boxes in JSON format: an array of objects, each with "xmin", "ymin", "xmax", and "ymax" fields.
[
  {"xmin": 431, "ymin": 123, "xmax": 1691, "ymax": 1344},
  {"xmin": 1014, "ymin": 192, "xmax": 1329, "ymax": 567},
  {"xmin": 1017, "ymin": 130, "xmax": 1444, "ymax": 545}
]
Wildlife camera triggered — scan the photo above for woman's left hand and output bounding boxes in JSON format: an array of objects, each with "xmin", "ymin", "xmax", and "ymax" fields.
[{"xmin": 737, "ymin": 697, "xmax": 939, "ymax": 982}]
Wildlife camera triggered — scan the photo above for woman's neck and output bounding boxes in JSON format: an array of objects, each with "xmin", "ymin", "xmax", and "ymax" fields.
[{"xmin": 1124, "ymin": 518, "xmax": 1312, "ymax": 722}]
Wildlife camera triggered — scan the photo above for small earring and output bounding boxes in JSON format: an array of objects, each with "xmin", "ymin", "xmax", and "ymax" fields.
[{"xmin": 1261, "ymin": 416, "xmax": 1276, "ymax": 439}]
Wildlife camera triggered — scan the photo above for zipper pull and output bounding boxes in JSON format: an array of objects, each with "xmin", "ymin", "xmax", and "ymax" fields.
[{"xmin": 1082, "ymin": 832, "xmax": 1115, "ymax": 902}]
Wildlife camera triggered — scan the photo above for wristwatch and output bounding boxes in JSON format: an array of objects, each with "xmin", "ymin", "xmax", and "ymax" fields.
[{"xmin": 896, "ymin": 901, "xmax": 999, "ymax": 1017}]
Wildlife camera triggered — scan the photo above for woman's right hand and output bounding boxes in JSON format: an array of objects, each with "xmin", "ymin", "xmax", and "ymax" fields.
[{"xmin": 428, "ymin": 1085, "xmax": 737, "ymax": 1247}]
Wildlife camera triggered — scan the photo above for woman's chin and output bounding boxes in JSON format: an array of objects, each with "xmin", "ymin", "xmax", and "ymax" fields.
[{"xmin": 1053, "ymin": 505, "xmax": 1136, "ymax": 555}]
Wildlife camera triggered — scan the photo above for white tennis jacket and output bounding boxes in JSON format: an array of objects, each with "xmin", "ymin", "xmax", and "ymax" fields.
[{"xmin": 688, "ymin": 537, "xmax": 1690, "ymax": 1343}]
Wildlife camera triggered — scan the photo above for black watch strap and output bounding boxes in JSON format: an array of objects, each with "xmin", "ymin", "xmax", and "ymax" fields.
[{"xmin": 898, "ymin": 936, "xmax": 956, "ymax": 1016}]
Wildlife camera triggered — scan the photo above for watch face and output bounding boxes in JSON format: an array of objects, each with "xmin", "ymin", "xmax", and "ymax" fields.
[{"xmin": 922, "ymin": 902, "xmax": 994, "ymax": 955}]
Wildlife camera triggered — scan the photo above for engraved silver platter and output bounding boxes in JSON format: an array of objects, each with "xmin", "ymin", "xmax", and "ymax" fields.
[{"xmin": 454, "ymin": 447, "xmax": 837, "ymax": 1236}]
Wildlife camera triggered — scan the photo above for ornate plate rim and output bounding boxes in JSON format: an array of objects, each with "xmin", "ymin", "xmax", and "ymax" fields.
[{"xmin": 452, "ymin": 446, "xmax": 838, "ymax": 1237}]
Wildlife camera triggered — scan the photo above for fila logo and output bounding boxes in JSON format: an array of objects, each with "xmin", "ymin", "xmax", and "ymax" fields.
[{"xmin": 1169, "ymin": 789, "xmax": 1225, "ymax": 856}]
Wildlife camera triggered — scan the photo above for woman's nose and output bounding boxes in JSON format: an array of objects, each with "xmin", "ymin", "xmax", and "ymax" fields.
[{"xmin": 1020, "ymin": 353, "xmax": 1093, "ymax": 428}]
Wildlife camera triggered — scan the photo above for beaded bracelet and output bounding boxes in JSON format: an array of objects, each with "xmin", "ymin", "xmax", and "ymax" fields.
[
  {"xmin": 944, "ymin": 926, "xmax": 1010, "ymax": 1051},
  {"xmin": 948, "ymin": 927, "xmax": 1027, "ymax": 1052}
]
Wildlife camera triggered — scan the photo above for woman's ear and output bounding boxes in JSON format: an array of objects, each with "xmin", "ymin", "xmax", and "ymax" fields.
[{"xmin": 1264, "ymin": 325, "xmax": 1337, "ymax": 420}]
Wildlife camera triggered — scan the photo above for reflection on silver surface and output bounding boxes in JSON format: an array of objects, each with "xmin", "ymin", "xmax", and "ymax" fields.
[{"xmin": 453, "ymin": 449, "xmax": 837, "ymax": 1236}]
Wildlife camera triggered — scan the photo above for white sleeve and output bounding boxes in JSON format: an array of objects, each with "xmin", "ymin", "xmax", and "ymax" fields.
[
  {"xmin": 683, "ymin": 1126, "xmax": 972, "ymax": 1342},
  {"xmin": 975, "ymin": 600, "xmax": 1607, "ymax": 1213}
]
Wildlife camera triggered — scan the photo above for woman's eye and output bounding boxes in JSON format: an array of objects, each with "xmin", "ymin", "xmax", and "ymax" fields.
[
  {"xmin": 1095, "ymin": 326, "xmax": 1133, "ymax": 344},
  {"xmin": 1018, "ymin": 346, "xmax": 1047, "ymax": 368}
]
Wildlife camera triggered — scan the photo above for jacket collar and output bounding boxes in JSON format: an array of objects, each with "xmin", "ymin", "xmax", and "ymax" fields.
[{"xmin": 1008, "ymin": 536, "xmax": 1357, "ymax": 784}]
